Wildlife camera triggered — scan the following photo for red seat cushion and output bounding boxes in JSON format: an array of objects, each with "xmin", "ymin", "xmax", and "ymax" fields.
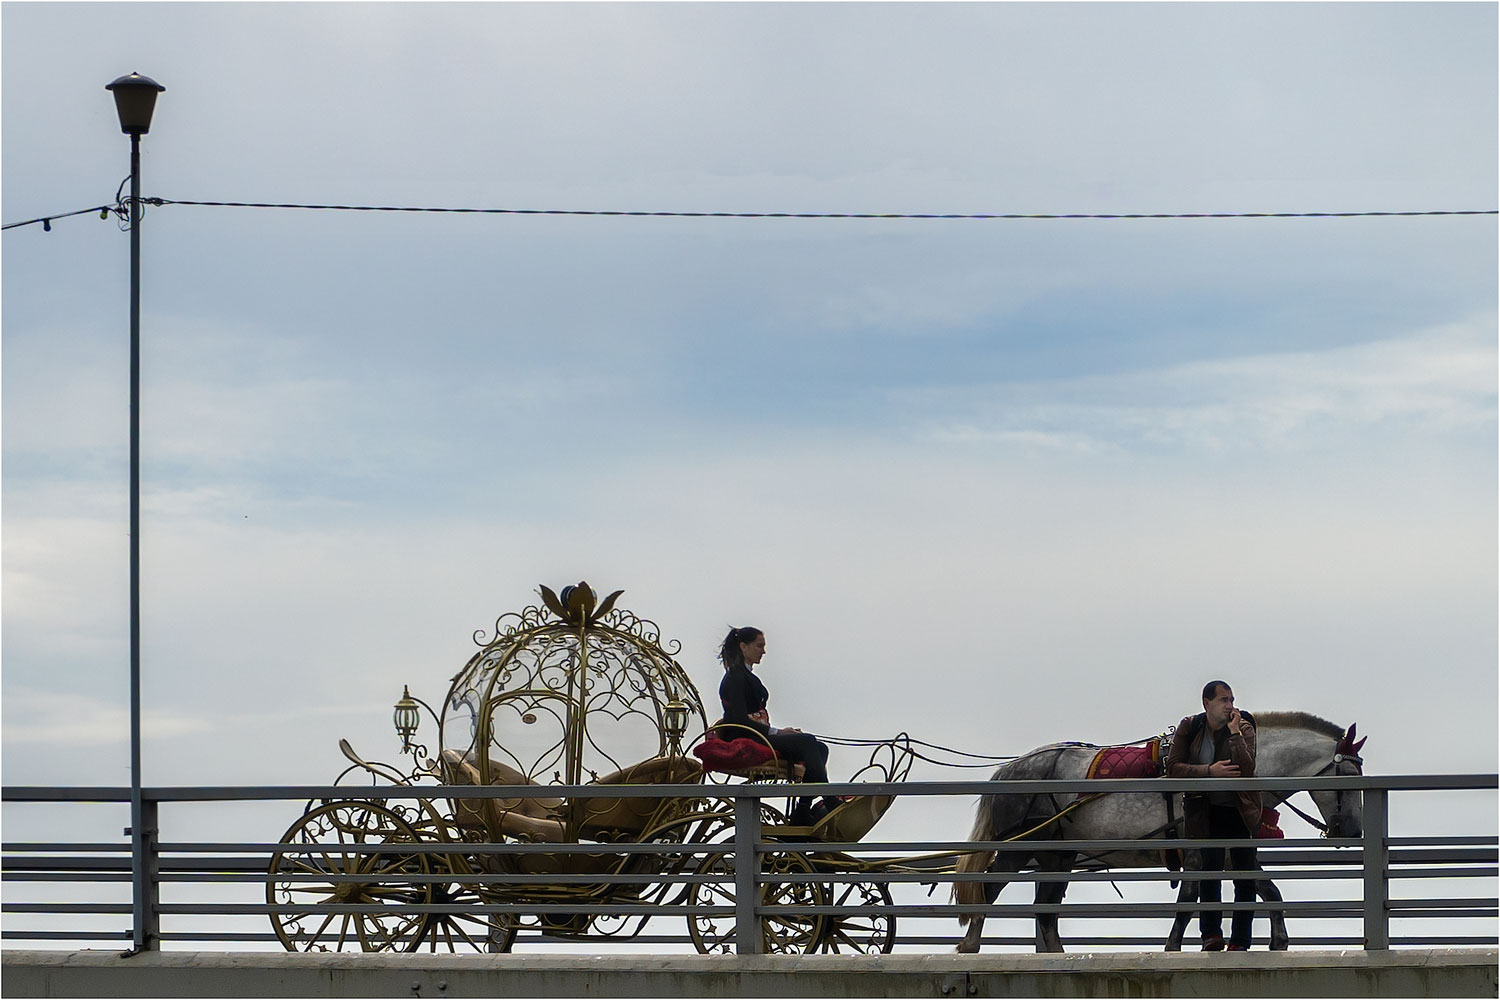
[{"xmin": 693, "ymin": 734, "xmax": 776, "ymax": 772}]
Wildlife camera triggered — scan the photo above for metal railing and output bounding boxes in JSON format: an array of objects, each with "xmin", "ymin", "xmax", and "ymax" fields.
[{"xmin": 3, "ymin": 773, "xmax": 1495, "ymax": 954}]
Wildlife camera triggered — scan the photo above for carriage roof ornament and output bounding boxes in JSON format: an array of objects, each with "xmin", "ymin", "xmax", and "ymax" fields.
[{"xmin": 542, "ymin": 581, "xmax": 624, "ymax": 627}]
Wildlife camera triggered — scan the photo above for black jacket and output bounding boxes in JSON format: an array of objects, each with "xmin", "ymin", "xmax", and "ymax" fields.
[{"xmin": 718, "ymin": 665, "xmax": 771, "ymax": 737}]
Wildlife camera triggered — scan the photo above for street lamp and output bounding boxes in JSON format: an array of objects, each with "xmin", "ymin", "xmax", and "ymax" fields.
[
  {"xmin": 106, "ymin": 71, "xmax": 163, "ymax": 956},
  {"xmin": 106, "ymin": 73, "xmax": 165, "ymax": 135}
]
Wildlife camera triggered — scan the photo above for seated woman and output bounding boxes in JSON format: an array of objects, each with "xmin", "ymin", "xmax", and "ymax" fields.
[{"xmin": 718, "ymin": 625, "xmax": 837, "ymax": 826}]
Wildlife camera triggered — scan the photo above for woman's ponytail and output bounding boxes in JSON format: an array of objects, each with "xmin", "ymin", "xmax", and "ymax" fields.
[{"xmin": 719, "ymin": 626, "xmax": 761, "ymax": 670}]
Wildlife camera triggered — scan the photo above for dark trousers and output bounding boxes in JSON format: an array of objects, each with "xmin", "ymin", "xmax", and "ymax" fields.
[
  {"xmin": 766, "ymin": 730, "xmax": 829, "ymax": 783},
  {"xmin": 767, "ymin": 731, "xmax": 830, "ymax": 820},
  {"xmin": 1200, "ymin": 804, "xmax": 1258, "ymax": 947}
]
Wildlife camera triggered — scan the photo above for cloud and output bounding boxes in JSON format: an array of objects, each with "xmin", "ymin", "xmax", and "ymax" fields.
[
  {"xmin": 2, "ymin": 688, "xmax": 215, "ymax": 747},
  {"xmin": 908, "ymin": 319, "xmax": 1496, "ymax": 453}
]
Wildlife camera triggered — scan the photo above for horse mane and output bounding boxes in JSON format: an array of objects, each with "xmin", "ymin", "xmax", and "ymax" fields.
[{"xmin": 1253, "ymin": 711, "xmax": 1344, "ymax": 739}]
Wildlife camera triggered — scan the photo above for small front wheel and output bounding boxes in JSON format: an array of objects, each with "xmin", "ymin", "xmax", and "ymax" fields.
[
  {"xmin": 816, "ymin": 880, "xmax": 895, "ymax": 953},
  {"xmin": 687, "ymin": 845, "xmax": 826, "ymax": 954}
]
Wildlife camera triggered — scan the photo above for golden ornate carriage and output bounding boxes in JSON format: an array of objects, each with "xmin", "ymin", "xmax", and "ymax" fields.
[{"xmin": 266, "ymin": 583, "xmax": 912, "ymax": 954}]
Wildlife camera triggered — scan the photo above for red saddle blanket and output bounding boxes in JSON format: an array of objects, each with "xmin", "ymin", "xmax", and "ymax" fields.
[
  {"xmin": 692, "ymin": 733, "xmax": 777, "ymax": 773},
  {"xmin": 1085, "ymin": 740, "xmax": 1163, "ymax": 781}
]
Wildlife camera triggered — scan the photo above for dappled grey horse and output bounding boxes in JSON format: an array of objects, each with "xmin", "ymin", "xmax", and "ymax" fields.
[{"xmin": 954, "ymin": 713, "xmax": 1366, "ymax": 953}]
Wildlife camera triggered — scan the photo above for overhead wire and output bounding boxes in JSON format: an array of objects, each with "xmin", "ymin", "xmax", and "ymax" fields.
[{"xmin": 3, "ymin": 194, "xmax": 1495, "ymax": 231}]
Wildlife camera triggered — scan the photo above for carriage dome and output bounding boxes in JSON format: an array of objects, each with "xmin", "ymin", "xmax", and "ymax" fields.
[{"xmin": 437, "ymin": 583, "xmax": 707, "ymax": 787}]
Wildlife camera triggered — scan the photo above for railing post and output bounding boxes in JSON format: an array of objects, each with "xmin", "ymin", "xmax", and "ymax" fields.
[
  {"xmin": 128, "ymin": 796, "xmax": 159, "ymax": 952},
  {"xmin": 1362, "ymin": 787, "xmax": 1389, "ymax": 950},
  {"xmin": 733, "ymin": 792, "xmax": 762, "ymax": 955}
]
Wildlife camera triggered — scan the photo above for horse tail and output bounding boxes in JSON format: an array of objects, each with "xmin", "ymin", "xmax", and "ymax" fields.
[{"xmin": 953, "ymin": 791, "xmax": 999, "ymax": 913}]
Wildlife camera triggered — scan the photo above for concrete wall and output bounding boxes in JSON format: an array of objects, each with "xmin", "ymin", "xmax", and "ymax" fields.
[{"xmin": 4, "ymin": 949, "xmax": 1496, "ymax": 998}]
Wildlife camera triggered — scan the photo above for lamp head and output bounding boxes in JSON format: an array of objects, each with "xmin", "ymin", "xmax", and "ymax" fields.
[
  {"xmin": 105, "ymin": 73, "xmax": 165, "ymax": 135},
  {"xmin": 392, "ymin": 686, "xmax": 422, "ymax": 752},
  {"xmin": 663, "ymin": 700, "xmax": 691, "ymax": 745}
]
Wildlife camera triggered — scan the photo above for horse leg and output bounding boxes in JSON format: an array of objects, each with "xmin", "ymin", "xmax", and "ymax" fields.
[
  {"xmin": 1256, "ymin": 876, "xmax": 1289, "ymax": 951},
  {"xmin": 1032, "ymin": 851, "xmax": 1075, "ymax": 954},
  {"xmin": 1165, "ymin": 847, "xmax": 1204, "ymax": 952},
  {"xmin": 956, "ymin": 851, "xmax": 1021, "ymax": 954},
  {"xmin": 1166, "ymin": 878, "xmax": 1199, "ymax": 952}
]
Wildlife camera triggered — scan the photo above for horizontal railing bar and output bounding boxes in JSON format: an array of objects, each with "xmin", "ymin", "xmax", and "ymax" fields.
[
  {"xmin": 148, "ymin": 901, "xmax": 1376, "ymax": 917},
  {"xmin": 2, "ymin": 930, "xmax": 1491, "ymax": 947},
  {"xmin": 4, "ymin": 857, "xmax": 273, "ymax": 871},
  {"xmin": 0, "ymin": 932, "xmax": 130, "ymax": 941},
  {"xmin": 3, "ymin": 873, "xmax": 133, "ymax": 882},
  {"xmin": 0, "ymin": 841, "xmax": 1405, "ymax": 861},
  {"xmin": 1390, "ymin": 849, "xmax": 1499, "ymax": 864},
  {"xmin": 4, "ymin": 904, "xmax": 132, "ymax": 914},
  {"xmin": 263, "ymin": 872, "xmax": 724, "ymax": 885},
  {"xmin": 0, "ymin": 844, "xmax": 130, "ymax": 853},
  {"xmin": 15, "ymin": 866, "xmax": 1490, "ymax": 887},
  {"xmin": 5, "ymin": 773, "xmax": 1495, "ymax": 803},
  {"xmin": 164, "ymin": 903, "xmax": 737, "ymax": 916},
  {"xmin": 169, "ymin": 842, "xmax": 736, "ymax": 855},
  {"xmin": 23, "ymin": 839, "xmax": 1488, "ymax": 863},
  {"xmin": 6, "ymin": 848, "xmax": 1492, "ymax": 872}
]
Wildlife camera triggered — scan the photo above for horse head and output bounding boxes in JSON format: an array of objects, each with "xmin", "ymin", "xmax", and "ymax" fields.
[
  {"xmin": 1314, "ymin": 723, "xmax": 1366, "ymax": 839},
  {"xmin": 1258, "ymin": 713, "xmax": 1365, "ymax": 839}
]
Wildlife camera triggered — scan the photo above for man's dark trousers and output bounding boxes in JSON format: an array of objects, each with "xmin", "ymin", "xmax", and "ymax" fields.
[{"xmin": 1199, "ymin": 804, "xmax": 1257, "ymax": 947}]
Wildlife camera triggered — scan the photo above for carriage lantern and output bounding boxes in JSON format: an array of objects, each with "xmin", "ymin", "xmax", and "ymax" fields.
[
  {"xmin": 393, "ymin": 686, "xmax": 422, "ymax": 752},
  {"xmin": 663, "ymin": 700, "xmax": 692, "ymax": 751}
]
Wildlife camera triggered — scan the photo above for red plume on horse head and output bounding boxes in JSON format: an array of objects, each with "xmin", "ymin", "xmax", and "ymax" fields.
[{"xmin": 1337, "ymin": 723, "xmax": 1367, "ymax": 757}]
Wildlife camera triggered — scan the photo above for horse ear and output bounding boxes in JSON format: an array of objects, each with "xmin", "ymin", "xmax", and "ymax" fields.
[
  {"xmin": 1352, "ymin": 735, "xmax": 1367, "ymax": 754},
  {"xmin": 1337, "ymin": 723, "xmax": 1357, "ymax": 754}
]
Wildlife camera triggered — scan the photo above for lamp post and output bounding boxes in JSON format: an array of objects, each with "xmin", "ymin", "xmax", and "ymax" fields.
[{"xmin": 106, "ymin": 71, "xmax": 164, "ymax": 956}]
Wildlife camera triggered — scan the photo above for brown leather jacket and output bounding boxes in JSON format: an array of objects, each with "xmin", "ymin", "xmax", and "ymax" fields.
[{"xmin": 1165, "ymin": 712, "xmax": 1261, "ymax": 837}]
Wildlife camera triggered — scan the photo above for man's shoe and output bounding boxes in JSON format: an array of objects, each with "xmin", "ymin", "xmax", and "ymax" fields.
[
  {"xmin": 1226, "ymin": 943, "xmax": 1249, "ymax": 952},
  {"xmin": 1201, "ymin": 936, "xmax": 1225, "ymax": 951}
]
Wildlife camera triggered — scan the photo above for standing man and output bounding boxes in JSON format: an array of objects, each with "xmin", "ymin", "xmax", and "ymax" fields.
[{"xmin": 1165, "ymin": 680, "xmax": 1262, "ymax": 951}]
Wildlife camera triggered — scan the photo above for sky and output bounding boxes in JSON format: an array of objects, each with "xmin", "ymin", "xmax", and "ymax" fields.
[{"xmin": 2, "ymin": 1, "xmax": 1496, "ymax": 950}]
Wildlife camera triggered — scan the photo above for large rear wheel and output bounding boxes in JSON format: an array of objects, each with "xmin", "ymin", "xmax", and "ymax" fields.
[{"xmin": 267, "ymin": 800, "xmax": 431, "ymax": 952}]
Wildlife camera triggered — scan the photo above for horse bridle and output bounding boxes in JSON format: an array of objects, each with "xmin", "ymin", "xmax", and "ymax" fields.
[{"xmin": 1278, "ymin": 725, "xmax": 1366, "ymax": 835}]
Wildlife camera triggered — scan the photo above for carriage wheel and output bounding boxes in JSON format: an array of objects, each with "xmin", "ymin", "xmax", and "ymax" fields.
[
  {"xmin": 687, "ymin": 846, "xmax": 827, "ymax": 954},
  {"xmin": 417, "ymin": 851, "xmax": 519, "ymax": 954},
  {"xmin": 267, "ymin": 800, "xmax": 431, "ymax": 952},
  {"xmin": 419, "ymin": 882, "xmax": 518, "ymax": 954},
  {"xmin": 816, "ymin": 880, "xmax": 896, "ymax": 953}
]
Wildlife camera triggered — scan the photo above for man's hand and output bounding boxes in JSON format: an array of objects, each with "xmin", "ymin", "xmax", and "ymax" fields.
[
  {"xmin": 781, "ymin": 727, "xmax": 802, "ymax": 734},
  {"xmin": 1208, "ymin": 760, "xmax": 1241, "ymax": 777},
  {"xmin": 1228, "ymin": 708, "xmax": 1245, "ymax": 735}
]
